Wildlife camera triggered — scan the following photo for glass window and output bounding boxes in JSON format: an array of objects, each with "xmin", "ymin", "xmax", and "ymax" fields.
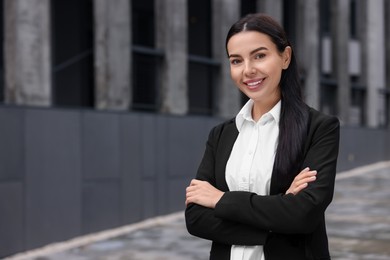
[
  {"xmin": 241, "ymin": 0, "xmax": 256, "ymax": 17},
  {"xmin": 51, "ymin": 0, "xmax": 94, "ymax": 108},
  {"xmin": 350, "ymin": 85, "xmax": 366, "ymax": 126},
  {"xmin": 0, "ymin": 0, "xmax": 3, "ymax": 102},
  {"xmin": 350, "ymin": 0, "xmax": 357, "ymax": 39},
  {"xmin": 188, "ymin": 0, "xmax": 215, "ymax": 115},
  {"xmin": 132, "ymin": 0, "xmax": 161, "ymax": 111},
  {"xmin": 320, "ymin": 77, "xmax": 337, "ymax": 116},
  {"xmin": 283, "ymin": 0, "xmax": 297, "ymax": 46},
  {"xmin": 319, "ymin": 0, "xmax": 331, "ymax": 36},
  {"xmin": 132, "ymin": 0, "xmax": 155, "ymax": 47}
]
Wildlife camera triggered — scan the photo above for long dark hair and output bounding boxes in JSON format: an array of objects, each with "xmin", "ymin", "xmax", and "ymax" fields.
[{"xmin": 226, "ymin": 13, "xmax": 310, "ymax": 193}]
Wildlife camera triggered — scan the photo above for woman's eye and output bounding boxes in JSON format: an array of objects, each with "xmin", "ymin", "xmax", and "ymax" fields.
[
  {"xmin": 230, "ymin": 59, "xmax": 241, "ymax": 65},
  {"xmin": 255, "ymin": 53, "xmax": 266, "ymax": 59}
]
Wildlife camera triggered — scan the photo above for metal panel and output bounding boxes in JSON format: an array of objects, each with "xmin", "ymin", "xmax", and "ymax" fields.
[
  {"xmin": 168, "ymin": 179, "xmax": 189, "ymax": 213},
  {"xmin": 338, "ymin": 127, "xmax": 388, "ymax": 171},
  {"xmin": 141, "ymin": 180, "xmax": 156, "ymax": 219},
  {"xmin": 0, "ymin": 182, "xmax": 24, "ymax": 257},
  {"xmin": 155, "ymin": 116, "xmax": 169, "ymax": 215},
  {"xmin": 120, "ymin": 113, "xmax": 143, "ymax": 223},
  {"xmin": 82, "ymin": 111, "xmax": 121, "ymax": 180},
  {"xmin": 24, "ymin": 109, "xmax": 82, "ymax": 249},
  {"xmin": 167, "ymin": 116, "xmax": 210, "ymax": 178},
  {"xmin": 139, "ymin": 114, "xmax": 158, "ymax": 178},
  {"xmin": 0, "ymin": 108, "xmax": 24, "ymax": 180},
  {"xmin": 82, "ymin": 181, "xmax": 121, "ymax": 233}
]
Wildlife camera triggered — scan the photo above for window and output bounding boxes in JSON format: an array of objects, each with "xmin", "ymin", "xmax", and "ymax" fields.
[
  {"xmin": 320, "ymin": 77, "xmax": 337, "ymax": 116},
  {"xmin": 319, "ymin": 0, "xmax": 331, "ymax": 36},
  {"xmin": 319, "ymin": 0, "xmax": 336, "ymax": 115},
  {"xmin": 241, "ymin": 0, "xmax": 256, "ymax": 17},
  {"xmin": 350, "ymin": 0, "xmax": 357, "ymax": 39},
  {"xmin": 350, "ymin": 80, "xmax": 366, "ymax": 126},
  {"xmin": 383, "ymin": 89, "xmax": 390, "ymax": 127},
  {"xmin": 132, "ymin": 0, "xmax": 162, "ymax": 111},
  {"xmin": 0, "ymin": 0, "xmax": 3, "ymax": 102},
  {"xmin": 51, "ymin": 0, "xmax": 94, "ymax": 108},
  {"xmin": 188, "ymin": 0, "xmax": 216, "ymax": 115},
  {"xmin": 283, "ymin": 0, "xmax": 297, "ymax": 46}
]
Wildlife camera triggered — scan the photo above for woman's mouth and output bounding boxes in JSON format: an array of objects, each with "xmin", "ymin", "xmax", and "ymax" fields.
[{"xmin": 244, "ymin": 78, "xmax": 264, "ymax": 90}]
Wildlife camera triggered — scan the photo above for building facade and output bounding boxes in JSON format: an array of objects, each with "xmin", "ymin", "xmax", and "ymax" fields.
[
  {"xmin": 1, "ymin": 0, "xmax": 389, "ymax": 127},
  {"xmin": 1, "ymin": 0, "xmax": 390, "ymax": 257}
]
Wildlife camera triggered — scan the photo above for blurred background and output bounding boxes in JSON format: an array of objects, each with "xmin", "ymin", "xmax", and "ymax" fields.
[{"xmin": 0, "ymin": 0, "xmax": 389, "ymax": 258}]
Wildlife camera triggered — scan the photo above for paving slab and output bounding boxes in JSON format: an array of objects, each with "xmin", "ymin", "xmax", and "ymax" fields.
[{"xmin": 326, "ymin": 162, "xmax": 390, "ymax": 260}]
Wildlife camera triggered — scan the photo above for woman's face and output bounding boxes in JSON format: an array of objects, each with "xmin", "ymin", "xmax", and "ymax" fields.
[{"xmin": 227, "ymin": 31, "xmax": 291, "ymax": 105}]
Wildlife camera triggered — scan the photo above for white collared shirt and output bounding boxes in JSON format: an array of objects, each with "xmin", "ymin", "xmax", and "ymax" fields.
[{"xmin": 226, "ymin": 99, "xmax": 281, "ymax": 260}]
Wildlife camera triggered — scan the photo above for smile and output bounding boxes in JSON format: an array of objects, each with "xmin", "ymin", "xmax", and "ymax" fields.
[
  {"xmin": 244, "ymin": 78, "xmax": 264, "ymax": 89},
  {"xmin": 247, "ymin": 80, "xmax": 263, "ymax": 86}
]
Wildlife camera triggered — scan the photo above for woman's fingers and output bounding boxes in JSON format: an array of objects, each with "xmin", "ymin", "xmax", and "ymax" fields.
[
  {"xmin": 185, "ymin": 179, "xmax": 224, "ymax": 208},
  {"xmin": 286, "ymin": 168, "xmax": 317, "ymax": 195},
  {"xmin": 293, "ymin": 171, "xmax": 317, "ymax": 186},
  {"xmin": 185, "ymin": 179, "xmax": 207, "ymax": 205},
  {"xmin": 290, "ymin": 182, "xmax": 308, "ymax": 195}
]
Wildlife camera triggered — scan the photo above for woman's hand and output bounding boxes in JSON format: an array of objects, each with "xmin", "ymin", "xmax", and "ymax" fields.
[
  {"xmin": 185, "ymin": 179, "xmax": 224, "ymax": 208},
  {"xmin": 286, "ymin": 167, "xmax": 317, "ymax": 195}
]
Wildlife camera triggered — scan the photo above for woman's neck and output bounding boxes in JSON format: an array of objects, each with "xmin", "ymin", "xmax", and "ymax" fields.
[{"xmin": 251, "ymin": 97, "xmax": 281, "ymax": 122}]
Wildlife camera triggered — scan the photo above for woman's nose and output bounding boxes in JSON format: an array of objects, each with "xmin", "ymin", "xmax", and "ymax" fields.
[{"xmin": 243, "ymin": 61, "xmax": 256, "ymax": 76}]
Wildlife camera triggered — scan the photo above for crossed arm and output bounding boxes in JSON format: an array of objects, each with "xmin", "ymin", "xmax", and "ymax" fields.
[
  {"xmin": 185, "ymin": 115, "xmax": 339, "ymax": 245},
  {"xmin": 185, "ymin": 167, "xmax": 317, "ymax": 208}
]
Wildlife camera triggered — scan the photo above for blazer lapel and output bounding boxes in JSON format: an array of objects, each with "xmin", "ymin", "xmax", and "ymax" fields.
[{"xmin": 215, "ymin": 120, "xmax": 239, "ymax": 192}]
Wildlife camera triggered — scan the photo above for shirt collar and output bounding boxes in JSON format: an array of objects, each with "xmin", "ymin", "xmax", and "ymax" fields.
[{"xmin": 235, "ymin": 99, "xmax": 281, "ymax": 132}]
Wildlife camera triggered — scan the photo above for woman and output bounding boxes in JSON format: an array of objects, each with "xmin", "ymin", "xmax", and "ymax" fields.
[{"xmin": 185, "ymin": 13, "xmax": 340, "ymax": 260}]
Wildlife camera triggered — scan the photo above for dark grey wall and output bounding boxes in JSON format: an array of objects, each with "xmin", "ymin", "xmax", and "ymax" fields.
[
  {"xmin": 0, "ymin": 105, "xmax": 219, "ymax": 257},
  {"xmin": 0, "ymin": 106, "xmax": 389, "ymax": 257},
  {"xmin": 337, "ymin": 126, "xmax": 390, "ymax": 171}
]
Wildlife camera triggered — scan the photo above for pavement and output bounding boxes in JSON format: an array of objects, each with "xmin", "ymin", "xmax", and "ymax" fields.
[{"xmin": 5, "ymin": 161, "xmax": 390, "ymax": 260}]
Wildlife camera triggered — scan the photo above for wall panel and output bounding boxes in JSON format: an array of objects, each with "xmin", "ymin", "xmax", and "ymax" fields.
[{"xmin": 24, "ymin": 109, "xmax": 82, "ymax": 249}]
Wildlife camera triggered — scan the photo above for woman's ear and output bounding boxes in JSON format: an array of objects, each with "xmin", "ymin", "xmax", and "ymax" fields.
[{"xmin": 282, "ymin": 46, "xmax": 292, "ymax": 69}]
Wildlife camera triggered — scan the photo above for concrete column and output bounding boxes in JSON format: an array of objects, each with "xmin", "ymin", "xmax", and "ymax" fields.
[
  {"xmin": 212, "ymin": 0, "xmax": 241, "ymax": 118},
  {"xmin": 301, "ymin": 0, "xmax": 320, "ymax": 109},
  {"xmin": 4, "ymin": 0, "xmax": 51, "ymax": 106},
  {"xmin": 385, "ymin": 0, "xmax": 390, "ymax": 124},
  {"xmin": 257, "ymin": 0, "xmax": 283, "ymax": 24},
  {"xmin": 156, "ymin": 0, "xmax": 188, "ymax": 115},
  {"xmin": 362, "ymin": 0, "xmax": 386, "ymax": 127},
  {"xmin": 331, "ymin": 0, "xmax": 350, "ymax": 124},
  {"xmin": 94, "ymin": 0, "xmax": 131, "ymax": 110}
]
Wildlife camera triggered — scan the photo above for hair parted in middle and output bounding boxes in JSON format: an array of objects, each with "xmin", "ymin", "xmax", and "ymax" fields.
[{"xmin": 226, "ymin": 13, "xmax": 310, "ymax": 192}]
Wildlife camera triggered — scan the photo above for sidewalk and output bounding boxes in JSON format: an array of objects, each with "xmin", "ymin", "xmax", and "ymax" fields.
[
  {"xmin": 5, "ymin": 161, "xmax": 390, "ymax": 260},
  {"xmin": 326, "ymin": 162, "xmax": 390, "ymax": 259}
]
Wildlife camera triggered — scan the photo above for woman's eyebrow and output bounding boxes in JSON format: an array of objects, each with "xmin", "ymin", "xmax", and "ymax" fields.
[
  {"xmin": 228, "ymin": 54, "xmax": 240, "ymax": 58},
  {"xmin": 250, "ymin": 46, "xmax": 268, "ymax": 55},
  {"xmin": 228, "ymin": 46, "xmax": 268, "ymax": 58}
]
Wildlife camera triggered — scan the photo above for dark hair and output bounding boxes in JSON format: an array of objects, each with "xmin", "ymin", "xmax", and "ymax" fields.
[{"xmin": 226, "ymin": 13, "xmax": 309, "ymax": 193}]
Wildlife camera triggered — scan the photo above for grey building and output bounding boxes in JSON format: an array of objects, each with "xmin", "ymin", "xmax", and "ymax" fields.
[
  {"xmin": 0, "ymin": 0, "xmax": 389, "ymax": 257},
  {"xmin": 2, "ymin": 0, "xmax": 389, "ymax": 126}
]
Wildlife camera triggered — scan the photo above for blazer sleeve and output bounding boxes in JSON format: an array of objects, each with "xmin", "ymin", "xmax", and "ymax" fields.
[
  {"xmin": 185, "ymin": 123, "xmax": 269, "ymax": 246},
  {"xmin": 214, "ymin": 114, "xmax": 340, "ymax": 234}
]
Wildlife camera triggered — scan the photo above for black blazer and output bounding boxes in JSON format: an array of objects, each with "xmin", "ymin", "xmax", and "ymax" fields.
[{"xmin": 185, "ymin": 107, "xmax": 340, "ymax": 260}]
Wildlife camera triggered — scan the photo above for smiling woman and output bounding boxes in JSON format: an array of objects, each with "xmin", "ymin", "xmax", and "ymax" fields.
[
  {"xmin": 227, "ymin": 31, "xmax": 291, "ymax": 120},
  {"xmin": 185, "ymin": 13, "xmax": 340, "ymax": 260}
]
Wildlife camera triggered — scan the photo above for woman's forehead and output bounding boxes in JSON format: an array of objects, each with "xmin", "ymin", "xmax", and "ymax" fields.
[{"xmin": 227, "ymin": 31, "xmax": 276, "ymax": 54}]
